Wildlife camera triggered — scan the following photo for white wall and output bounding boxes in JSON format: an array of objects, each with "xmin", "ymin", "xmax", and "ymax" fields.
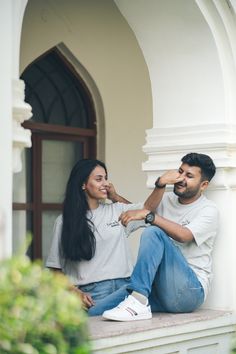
[{"xmin": 115, "ymin": 0, "xmax": 236, "ymax": 312}]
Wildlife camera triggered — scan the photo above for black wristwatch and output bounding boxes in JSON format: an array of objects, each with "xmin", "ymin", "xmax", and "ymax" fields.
[
  {"xmin": 145, "ymin": 211, "xmax": 155, "ymax": 224},
  {"xmin": 155, "ymin": 177, "xmax": 166, "ymax": 189}
]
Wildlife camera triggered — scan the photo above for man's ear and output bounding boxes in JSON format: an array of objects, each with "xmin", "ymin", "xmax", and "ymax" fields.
[{"xmin": 200, "ymin": 180, "xmax": 209, "ymax": 192}]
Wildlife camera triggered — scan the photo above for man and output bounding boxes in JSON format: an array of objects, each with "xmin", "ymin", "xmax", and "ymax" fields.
[{"xmin": 101, "ymin": 152, "xmax": 219, "ymax": 321}]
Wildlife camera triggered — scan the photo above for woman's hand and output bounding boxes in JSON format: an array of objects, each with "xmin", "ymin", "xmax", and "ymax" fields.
[
  {"xmin": 69, "ymin": 286, "xmax": 95, "ymax": 309},
  {"xmin": 79, "ymin": 290, "xmax": 95, "ymax": 309},
  {"xmin": 106, "ymin": 182, "xmax": 118, "ymax": 201},
  {"xmin": 106, "ymin": 182, "xmax": 131, "ymax": 204}
]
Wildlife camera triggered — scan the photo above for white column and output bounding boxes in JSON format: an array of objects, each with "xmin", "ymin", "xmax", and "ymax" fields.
[
  {"xmin": 0, "ymin": 1, "xmax": 14, "ymax": 259},
  {"xmin": 12, "ymin": 79, "xmax": 32, "ymax": 173},
  {"xmin": 11, "ymin": 0, "xmax": 32, "ymax": 256},
  {"xmin": 116, "ymin": 0, "xmax": 236, "ymax": 311},
  {"xmin": 0, "ymin": 0, "xmax": 30, "ymax": 259},
  {"xmin": 12, "ymin": 0, "xmax": 32, "ymax": 173},
  {"xmin": 194, "ymin": 0, "xmax": 236, "ymax": 311}
]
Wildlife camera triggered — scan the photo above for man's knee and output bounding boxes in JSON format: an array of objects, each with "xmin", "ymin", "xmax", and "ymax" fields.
[{"xmin": 141, "ymin": 226, "xmax": 167, "ymax": 244}]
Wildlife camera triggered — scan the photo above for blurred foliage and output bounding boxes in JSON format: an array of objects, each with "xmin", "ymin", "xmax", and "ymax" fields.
[
  {"xmin": 0, "ymin": 255, "xmax": 90, "ymax": 354},
  {"xmin": 232, "ymin": 333, "xmax": 236, "ymax": 354}
]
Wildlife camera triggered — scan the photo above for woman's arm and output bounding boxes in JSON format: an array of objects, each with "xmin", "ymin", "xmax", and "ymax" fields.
[{"xmin": 106, "ymin": 182, "xmax": 131, "ymax": 204}]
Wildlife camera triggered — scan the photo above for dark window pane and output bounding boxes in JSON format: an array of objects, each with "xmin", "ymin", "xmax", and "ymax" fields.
[{"xmin": 21, "ymin": 50, "xmax": 94, "ymax": 128}]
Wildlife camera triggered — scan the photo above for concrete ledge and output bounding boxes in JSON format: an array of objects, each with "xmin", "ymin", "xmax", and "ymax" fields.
[{"xmin": 88, "ymin": 309, "xmax": 236, "ymax": 353}]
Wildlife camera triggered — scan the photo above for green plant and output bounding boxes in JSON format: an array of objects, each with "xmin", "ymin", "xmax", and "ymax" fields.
[
  {"xmin": 232, "ymin": 333, "xmax": 236, "ymax": 354},
  {"xmin": 0, "ymin": 255, "xmax": 90, "ymax": 354}
]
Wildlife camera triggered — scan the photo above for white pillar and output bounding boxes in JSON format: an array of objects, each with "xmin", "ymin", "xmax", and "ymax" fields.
[
  {"xmin": 0, "ymin": 1, "xmax": 14, "ymax": 259},
  {"xmin": 13, "ymin": 79, "xmax": 32, "ymax": 173},
  {"xmin": 194, "ymin": 0, "xmax": 236, "ymax": 311},
  {"xmin": 116, "ymin": 0, "xmax": 236, "ymax": 311},
  {"xmin": 0, "ymin": 0, "xmax": 31, "ymax": 260}
]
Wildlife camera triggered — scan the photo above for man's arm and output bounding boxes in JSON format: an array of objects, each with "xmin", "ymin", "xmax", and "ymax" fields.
[
  {"xmin": 144, "ymin": 188, "xmax": 165, "ymax": 212},
  {"xmin": 106, "ymin": 170, "xmax": 184, "ymax": 207},
  {"xmin": 144, "ymin": 170, "xmax": 184, "ymax": 211},
  {"xmin": 119, "ymin": 170, "xmax": 193, "ymax": 242},
  {"xmin": 118, "ymin": 170, "xmax": 185, "ymax": 225},
  {"xmin": 151, "ymin": 214, "xmax": 194, "ymax": 243},
  {"xmin": 119, "ymin": 209, "xmax": 193, "ymax": 243}
]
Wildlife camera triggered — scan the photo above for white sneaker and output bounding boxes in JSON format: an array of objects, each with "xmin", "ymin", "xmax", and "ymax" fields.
[{"xmin": 102, "ymin": 295, "xmax": 152, "ymax": 321}]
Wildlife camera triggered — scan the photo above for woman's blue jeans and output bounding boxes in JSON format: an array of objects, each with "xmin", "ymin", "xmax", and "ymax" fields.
[
  {"xmin": 79, "ymin": 277, "xmax": 130, "ymax": 301},
  {"xmin": 88, "ymin": 226, "xmax": 204, "ymax": 316}
]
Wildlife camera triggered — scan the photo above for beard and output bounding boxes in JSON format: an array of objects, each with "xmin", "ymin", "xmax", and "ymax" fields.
[{"xmin": 173, "ymin": 183, "xmax": 201, "ymax": 199}]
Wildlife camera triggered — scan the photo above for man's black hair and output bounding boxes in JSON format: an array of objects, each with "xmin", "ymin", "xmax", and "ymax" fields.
[{"xmin": 181, "ymin": 153, "xmax": 216, "ymax": 181}]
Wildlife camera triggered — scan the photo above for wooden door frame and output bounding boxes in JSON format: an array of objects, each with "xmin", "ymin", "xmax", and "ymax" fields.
[{"xmin": 13, "ymin": 122, "xmax": 96, "ymax": 259}]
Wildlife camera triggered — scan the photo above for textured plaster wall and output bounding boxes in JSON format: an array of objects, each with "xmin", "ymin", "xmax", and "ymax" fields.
[{"xmin": 20, "ymin": 0, "xmax": 152, "ymax": 203}]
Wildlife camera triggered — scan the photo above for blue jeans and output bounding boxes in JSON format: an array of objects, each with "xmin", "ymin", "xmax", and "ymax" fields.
[
  {"xmin": 88, "ymin": 226, "xmax": 204, "ymax": 316},
  {"xmin": 79, "ymin": 277, "xmax": 130, "ymax": 302}
]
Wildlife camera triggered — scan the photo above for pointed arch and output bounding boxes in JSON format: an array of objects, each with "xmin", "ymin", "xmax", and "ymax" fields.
[
  {"xmin": 13, "ymin": 44, "xmax": 105, "ymax": 260},
  {"xmin": 57, "ymin": 43, "xmax": 105, "ymax": 160}
]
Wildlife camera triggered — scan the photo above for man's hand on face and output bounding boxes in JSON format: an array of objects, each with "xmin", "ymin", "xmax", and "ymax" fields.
[{"xmin": 159, "ymin": 170, "xmax": 184, "ymax": 186}]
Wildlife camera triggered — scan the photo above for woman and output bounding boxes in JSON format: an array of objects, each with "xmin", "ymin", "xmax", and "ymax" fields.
[{"xmin": 46, "ymin": 159, "xmax": 144, "ymax": 309}]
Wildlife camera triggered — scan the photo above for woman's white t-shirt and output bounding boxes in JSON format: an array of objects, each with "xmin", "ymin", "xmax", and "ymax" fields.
[{"xmin": 46, "ymin": 202, "xmax": 143, "ymax": 285}]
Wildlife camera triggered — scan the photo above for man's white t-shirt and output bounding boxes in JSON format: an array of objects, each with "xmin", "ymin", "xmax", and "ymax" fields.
[
  {"xmin": 46, "ymin": 202, "xmax": 143, "ymax": 286},
  {"xmin": 157, "ymin": 193, "xmax": 219, "ymax": 299}
]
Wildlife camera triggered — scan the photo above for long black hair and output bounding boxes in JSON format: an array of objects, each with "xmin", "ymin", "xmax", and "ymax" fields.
[{"xmin": 60, "ymin": 159, "xmax": 107, "ymax": 262}]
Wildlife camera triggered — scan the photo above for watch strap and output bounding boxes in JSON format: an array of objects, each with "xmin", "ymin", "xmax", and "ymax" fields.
[{"xmin": 155, "ymin": 177, "xmax": 166, "ymax": 189}]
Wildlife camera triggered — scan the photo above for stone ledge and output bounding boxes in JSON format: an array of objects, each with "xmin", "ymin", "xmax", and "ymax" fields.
[{"xmin": 88, "ymin": 309, "xmax": 236, "ymax": 354}]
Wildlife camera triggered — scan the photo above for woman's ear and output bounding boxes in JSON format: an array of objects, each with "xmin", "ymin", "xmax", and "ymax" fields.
[{"xmin": 82, "ymin": 184, "xmax": 86, "ymax": 191}]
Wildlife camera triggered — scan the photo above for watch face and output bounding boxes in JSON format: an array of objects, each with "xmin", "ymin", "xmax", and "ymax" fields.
[{"xmin": 146, "ymin": 212, "xmax": 155, "ymax": 224}]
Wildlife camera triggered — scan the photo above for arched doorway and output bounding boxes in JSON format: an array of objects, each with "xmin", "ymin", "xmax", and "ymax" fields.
[{"xmin": 13, "ymin": 48, "xmax": 97, "ymax": 262}]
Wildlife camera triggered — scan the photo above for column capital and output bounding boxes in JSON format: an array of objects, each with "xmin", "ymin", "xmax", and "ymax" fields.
[
  {"xmin": 142, "ymin": 123, "xmax": 236, "ymax": 189},
  {"xmin": 12, "ymin": 78, "xmax": 32, "ymax": 173}
]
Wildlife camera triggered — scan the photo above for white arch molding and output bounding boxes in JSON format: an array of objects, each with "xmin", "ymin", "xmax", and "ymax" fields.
[
  {"xmin": 115, "ymin": 0, "xmax": 236, "ymax": 312},
  {"xmin": 195, "ymin": 0, "xmax": 236, "ymax": 124},
  {"xmin": 4, "ymin": 0, "xmax": 236, "ymax": 310}
]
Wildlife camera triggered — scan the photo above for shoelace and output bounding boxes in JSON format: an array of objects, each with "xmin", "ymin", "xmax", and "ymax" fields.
[
  {"xmin": 117, "ymin": 296, "xmax": 137, "ymax": 309},
  {"xmin": 117, "ymin": 296, "xmax": 130, "ymax": 309}
]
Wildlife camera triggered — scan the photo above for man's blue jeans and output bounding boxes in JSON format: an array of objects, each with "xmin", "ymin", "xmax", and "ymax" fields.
[{"xmin": 88, "ymin": 226, "xmax": 204, "ymax": 316}]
